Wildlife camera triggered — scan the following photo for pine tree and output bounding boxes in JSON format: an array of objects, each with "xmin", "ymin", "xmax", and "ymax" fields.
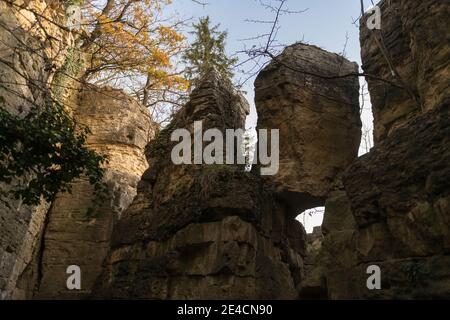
[{"xmin": 183, "ymin": 16, "xmax": 238, "ymax": 85}]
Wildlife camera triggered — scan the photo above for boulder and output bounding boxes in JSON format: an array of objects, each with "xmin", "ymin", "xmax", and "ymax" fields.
[{"xmin": 255, "ymin": 43, "xmax": 362, "ymax": 213}]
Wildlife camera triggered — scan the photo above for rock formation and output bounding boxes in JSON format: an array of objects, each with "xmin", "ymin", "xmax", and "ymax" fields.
[
  {"xmin": 311, "ymin": 105, "xmax": 450, "ymax": 299},
  {"xmin": 0, "ymin": 1, "xmax": 154, "ymax": 299},
  {"xmin": 1, "ymin": 0, "xmax": 448, "ymax": 301},
  {"xmin": 0, "ymin": 0, "xmax": 73, "ymax": 299},
  {"xmin": 255, "ymin": 43, "xmax": 362, "ymax": 213},
  {"xmin": 32, "ymin": 86, "xmax": 154, "ymax": 299},
  {"xmin": 360, "ymin": 0, "xmax": 449, "ymax": 143},
  {"xmin": 302, "ymin": 0, "xmax": 450, "ymax": 299},
  {"xmin": 94, "ymin": 70, "xmax": 308, "ymax": 299}
]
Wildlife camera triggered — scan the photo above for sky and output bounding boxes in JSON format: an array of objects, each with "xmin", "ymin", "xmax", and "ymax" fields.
[{"xmin": 170, "ymin": 0, "xmax": 376, "ymax": 232}]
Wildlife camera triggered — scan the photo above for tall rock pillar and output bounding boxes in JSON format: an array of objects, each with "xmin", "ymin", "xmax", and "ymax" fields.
[
  {"xmin": 255, "ymin": 43, "xmax": 362, "ymax": 213},
  {"xmin": 33, "ymin": 86, "xmax": 154, "ymax": 299},
  {"xmin": 94, "ymin": 70, "xmax": 307, "ymax": 299}
]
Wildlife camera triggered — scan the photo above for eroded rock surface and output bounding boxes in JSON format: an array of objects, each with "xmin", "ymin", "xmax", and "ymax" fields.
[
  {"xmin": 1, "ymin": 0, "xmax": 448, "ymax": 301},
  {"xmin": 304, "ymin": 0, "xmax": 450, "ymax": 299},
  {"xmin": 0, "ymin": 1, "xmax": 73, "ymax": 299},
  {"xmin": 360, "ymin": 0, "xmax": 450, "ymax": 143},
  {"xmin": 255, "ymin": 43, "xmax": 362, "ymax": 213},
  {"xmin": 315, "ymin": 106, "xmax": 450, "ymax": 299},
  {"xmin": 94, "ymin": 70, "xmax": 307, "ymax": 299},
  {"xmin": 33, "ymin": 86, "xmax": 154, "ymax": 299}
]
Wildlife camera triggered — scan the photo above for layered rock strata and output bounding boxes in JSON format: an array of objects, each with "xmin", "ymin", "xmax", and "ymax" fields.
[
  {"xmin": 303, "ymin": 0, "xmax": 450, "ymax": 299},
  {"xmin": 315, "ymin": 105, "xmax": 450, "ymax": 299},
  {"xmin": 0, "ymin": 0, "xmax": 73, "ymax": 299},
  {"xmin": 360, "ymin": 0, "xmax": 450, "ymax": 143},
  {"xmin": 255, "ymin": 43, "xmax": 362, "ymax": 213},
  {"xmin": 2, "ymin": 0, "xmax": 448, "ymax": 301},
  {"xmin": 33, "ymin": 86, "xmax": 154, "ymax": 299},
  {"xmin": 94, "ymin": 70, "xmax": 308, "ymax": 299}
]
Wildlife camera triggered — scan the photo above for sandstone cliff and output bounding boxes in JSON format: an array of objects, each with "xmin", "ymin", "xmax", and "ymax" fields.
[
  {"xmin": 0, "ymin": 1, "xmax": 154, "ymax": 299},
  {"xmin": 1, "ymin": 0, "xmax": 449, "ymax": 301},
  {"xmin": 312, "ymin": 105, "xmax": 450, "ymax": 299},
  {"xmin": 255, "ymin": 43, "xmax": 362, "ymax": 213},
  {"xmin": 0, "ymin": 0, "xmax": 73, "ymax": 299},
  {"xmin": 94, "ymin": 70, "xmax": 308, "ymax": 299},
  {"xmin": 360, "ymin": 0, "xmax": 449, "ymax": 143},
  {"xmin": 302, "ymin": 0, "xmax": 450, "ymax": 299},
  {"xmin": 32, "ymin": 86, "xmax": 154, "ymax": 299}
]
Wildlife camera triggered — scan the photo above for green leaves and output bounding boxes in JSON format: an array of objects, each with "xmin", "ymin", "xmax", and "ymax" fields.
[
  {"xmin": 183, "ymin": 16, "xmax": 238, "ymax": 85},
  {"xmin": 0, "ymin": 96, "xmax": 106, "ymax": 207}
]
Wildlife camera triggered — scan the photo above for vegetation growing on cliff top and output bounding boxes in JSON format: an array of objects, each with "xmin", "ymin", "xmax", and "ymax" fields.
[{"xmin": 183, "ymin": 16, "xmax": 238, "ymax": 87}]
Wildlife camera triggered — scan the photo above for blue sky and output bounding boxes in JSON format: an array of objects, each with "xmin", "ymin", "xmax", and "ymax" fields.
[
  {"xmin": 170, "ymin": 0, "xmax": 373, "ymax": 125},
  {"xmin": 170, "ymin": 0, "xmax": 376, "ymax": 232},
  {"xmin": 172, "ymin": 0, "xmax": 366, "ymax": 77}
]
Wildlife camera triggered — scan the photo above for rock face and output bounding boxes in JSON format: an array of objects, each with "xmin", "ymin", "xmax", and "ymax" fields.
[
  {"xmin": 32, "ymin": 86, "xmax": 154, "ymax": 299},
  {"xmin": 360, "ymin": 0, "xmax": 450, "ymax": 143},
  {"xmin": 1, "ymin": 0, "xmax": 448, "ymax": 301},
  {"xmin": 94, "ymin": 44, "xmax": 366, "ymax": 299},
  {"xmin": 0, "ymin": 1, "xmax": 153, "ymax": 299},
  {"xmin": 255, "ymin": 43, "xmax": 362, "ymax": 213},
  {"xmin": 0, "ymin": 1, "xmax": 73, "ymax": 299},
  {"xmin": 305, "ymin": 0, "xmax": 450, "ymax": 299},
  {"xmin": 315, "ymin": 106, "xmax": 450, "ymax": 299},
  {"xmin": 94, "ymin": 70, "xmax": 308, "ymax": 299}
]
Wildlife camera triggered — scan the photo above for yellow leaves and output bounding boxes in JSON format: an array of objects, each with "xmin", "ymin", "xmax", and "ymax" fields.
[
  {"xmin": 146, "ymin": 68, "xmax": 190, "ymax": 92},
  {"xmin": 174, "ymin": 77, "xmax": 191, "ymax": 91},
  {"xmin": 164, "ymin": 75, "xmax": 190, "ymax": 92},
  {"xmin": 149, "ymin": 48, "xmax": 170, "ymax": 67},
  {"xmin": 158, "ymin": 26, "xmax": 186, "ymax": 43},
  {"xmin": 84, "ymin": 0, "xmax": 188, "ymax": 99}
]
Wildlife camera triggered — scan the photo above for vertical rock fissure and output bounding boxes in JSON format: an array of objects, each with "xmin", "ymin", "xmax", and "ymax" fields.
[{"xmin": 33, "ymin": 201, "xmax": 52, "ymax": 295}]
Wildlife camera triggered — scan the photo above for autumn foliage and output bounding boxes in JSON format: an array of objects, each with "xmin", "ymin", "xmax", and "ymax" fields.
[{"xmin": 81, "ymin": 0, "xmax": 189, "ymax": 110}]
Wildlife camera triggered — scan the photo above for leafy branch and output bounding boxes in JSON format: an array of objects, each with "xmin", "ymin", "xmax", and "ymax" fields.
[{"xmin": 0, "ymin": 95, "xmax": 107, "ymax": 208}]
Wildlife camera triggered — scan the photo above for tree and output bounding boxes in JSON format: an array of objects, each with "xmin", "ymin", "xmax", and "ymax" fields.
[
  {"xmin": 80, "ymin": 0, "xmax": 189, "ymax": 101},
  {"xmin": 183, "ymin": 16, "xmax": 238, "ymax": 85},
  {"xmin": 1, "ymin": 0, "xmax": 192, "ymax": 124},
  {"xmin": 0, "ymin": 0, "xmax": 201, "ymax": 206},
  {"xmin": 0, "ymin": 1, "xmax": 108, "ymax": 208},
  {"xmin": 77, "ymin": 0, "xmax": 196, "ymax": 125}
]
